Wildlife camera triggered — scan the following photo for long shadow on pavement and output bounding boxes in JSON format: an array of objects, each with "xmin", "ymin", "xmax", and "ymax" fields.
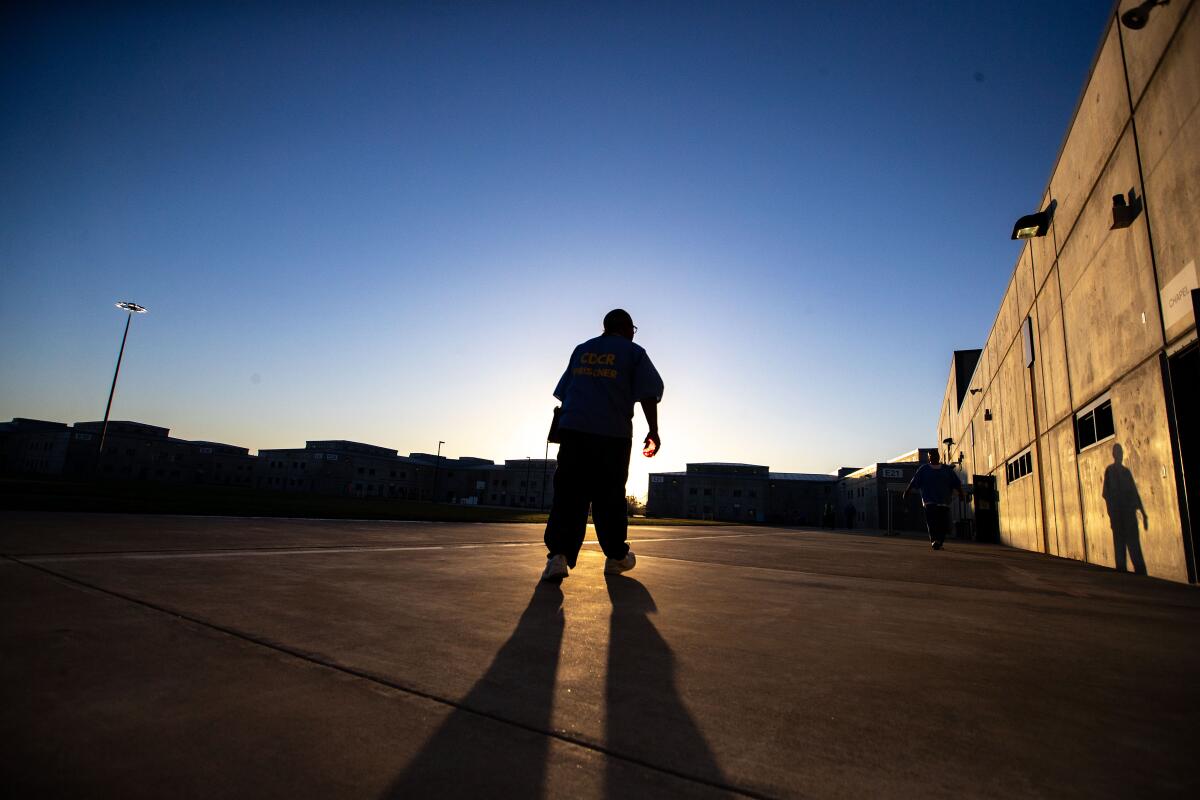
[
  {"xmin": 605, "ymin": 575, "xmax": 731, "ymax": 797},
  {"xmin": 383, "ymin": 581, "xmax": 564, "ymax": 798}
]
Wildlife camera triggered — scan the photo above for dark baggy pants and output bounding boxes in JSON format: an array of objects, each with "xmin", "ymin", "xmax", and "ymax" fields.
[
  {"xmin": 923, "ymin": 504, "xmax": 951, "ymax": 545},
  {"xmin": 545, "ymin": 428, "xmax": 632, "ymax": 568}
]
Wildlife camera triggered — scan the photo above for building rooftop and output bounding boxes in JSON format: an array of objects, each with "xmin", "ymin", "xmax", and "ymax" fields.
[
  {"xmin": 689, "ymin": 462, "xmax": 766, "ymax": 468},
  {"xmin": 769, "ymin": 472, "xmax": 839, "ymax": 482},
  {"xmin": 305, "ymin": 440, "xmax": 398, "ymax": 458}
]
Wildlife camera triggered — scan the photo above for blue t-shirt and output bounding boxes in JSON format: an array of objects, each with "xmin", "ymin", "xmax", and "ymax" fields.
[
  {"xmin": 553, "ymin": 334, "xmax": 664, "ymax": 440},
  {"xmin": 906, "ymin": 464, "xmax": 962, "ymax": 506}
]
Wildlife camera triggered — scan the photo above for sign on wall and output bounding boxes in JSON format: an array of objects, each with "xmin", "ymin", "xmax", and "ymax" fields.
[
  {"xmin": 881, "ymin": 467, "xmax": 903, "ymax": 478},
  {"xmin": 1161, "ymin": 260, "xmax": 1198, "ymax": 330}
]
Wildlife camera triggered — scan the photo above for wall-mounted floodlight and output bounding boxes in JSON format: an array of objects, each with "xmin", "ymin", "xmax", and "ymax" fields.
[
  {"xmin": 1011, "ymin": 200, "xmax": 1057, "ymax": 240},
  {"xmin": 1111, "ymin": 188, "xmax": 1143, "ymax": 229},
  {"xmin": 969, "ymin": 388, "xmax": 982, "ymax": 395},
  {"xmin": 1122, "ymin": 0, "xmax": 1169, "ymax": 30},
  {"xmin": 984, "ymin": 409, "xmax": 993, "ymax": 421}
]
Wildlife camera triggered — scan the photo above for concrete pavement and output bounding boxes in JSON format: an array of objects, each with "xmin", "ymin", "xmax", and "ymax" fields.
[{"xmin": 2, "ymin": 511, "xmax": 1198, "ymax": 798}]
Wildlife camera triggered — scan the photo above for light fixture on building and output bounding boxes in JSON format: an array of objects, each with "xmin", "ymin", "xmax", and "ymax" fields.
[
  {"xmin": 1011, "ymin": 200, "xmax": 1056, "ymax": 240},
  {"xmin": 984, "ymin": 409, "xmax": 993, "ymax": 421},
  {"xmin": 969, "ymin": 388, "xmax": 982, "ymax": 395},
  {"xmin": 1121, "ymin": 0, "xmax": 1169, "ymax": 30},
  {"xmin": 1111, "ymin": 188, "xmax": 1143, "ymax": 229}
]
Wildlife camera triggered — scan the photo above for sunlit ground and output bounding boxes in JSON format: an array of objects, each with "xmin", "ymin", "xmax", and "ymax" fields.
[{"xmin": 3, "ymin": 512, "xmax": 1198, "ymax": 798}]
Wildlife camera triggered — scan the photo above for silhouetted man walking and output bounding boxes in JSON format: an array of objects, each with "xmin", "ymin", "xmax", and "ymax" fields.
[
  {"xmin": 902, "ymin": 451, "xmax": 966, "ymax": 550},
  {"xmin": 542, "ymin": 309, "xmax": 663, "ymax": 581}
]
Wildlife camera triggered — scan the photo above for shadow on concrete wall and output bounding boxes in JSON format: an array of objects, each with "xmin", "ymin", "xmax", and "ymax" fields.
[
  {"xmin": 604, "ymin": 576, "xmax": 729, "ymax": 796},
  {"xmin": 1101, "ymin": 443, "xmax": 1148, "ymax": 575},
  {"xmin": 383, "ymin": 581, "xmax": 564, "ymax": 797}
]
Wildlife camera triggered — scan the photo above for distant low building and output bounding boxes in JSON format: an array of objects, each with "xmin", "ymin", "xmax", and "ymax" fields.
[
  {"xmin": 646, "ymin": 462, "xmax": 838, "ymax": 524},
  {"xmin": 478, "ymin": 459, "xmax": 556, "ymax": 509},
  {"xmin": 0, "ymin": 418, "xmax": 73, "ymax": 475},
  {"xmin": 1, "ymin": 416, "xmax": 556, "ymax": 506},
  {"xmin": 0, "ymin": 418, "xmax": 257, "ymax": 486},
  {"xmin": 837, "ymin": 448, "xmax": 936, "ymax": 533}
]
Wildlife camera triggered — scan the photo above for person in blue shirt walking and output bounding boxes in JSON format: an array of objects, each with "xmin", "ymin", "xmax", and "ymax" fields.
[
  {"xmin": 541, "ymin": 309, "xmax": 664, "ymax": 582},
  {"xmin": 902, "ymin": 452, "xmax": 967, "ymax": 550}
]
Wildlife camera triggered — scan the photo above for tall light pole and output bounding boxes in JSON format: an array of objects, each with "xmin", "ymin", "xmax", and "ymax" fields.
[
  {"xmin": 98, "ymin": 301, "xmax": 148, "ymax": 459},
  {"xmin": 525, "ymin": 456, "xmax": 531, "ymax": 509},
  {"xmin": 432, "ymin": 440, "xmax": 445, "ymax": 503},
  {"xmin": 541, "ymin": 440, "xmax": 550, "ymax": 510}
]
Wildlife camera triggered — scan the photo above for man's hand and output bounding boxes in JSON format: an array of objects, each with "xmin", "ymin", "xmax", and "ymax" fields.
[{"xmin": 640, "ymin": 398, "xmax": 660, "ymax": 457}]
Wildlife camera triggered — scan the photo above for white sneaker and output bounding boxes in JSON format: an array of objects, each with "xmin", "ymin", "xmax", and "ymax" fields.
[
  {"xmin": 604, "ymin": 550, "xmax": 636, "ymax": 575},
  {"xmin": 541, "ymin": 554, "xmax": 569, "ymax": 581}
]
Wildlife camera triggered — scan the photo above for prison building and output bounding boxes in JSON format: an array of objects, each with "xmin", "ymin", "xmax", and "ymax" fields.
[
  {"xmin": 257, "ymin": 441, "xmax": 437, "ymax": 499},
  {"xmin": 837, "ymin": 448, "xmax": 938, "ymax": 533},
  {"xmin": 646, "ymin": 462, "xmax": 838, "ymax": 524},
  {"xmin": 0, "ymin": 418, "xmax": 258, "ymax": 487},
  {"xmin": 936, "ymin": 2, "xmax": 1199, "ymax": 582}
]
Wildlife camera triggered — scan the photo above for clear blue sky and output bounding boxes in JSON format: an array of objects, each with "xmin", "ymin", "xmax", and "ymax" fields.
[{"xmin": 1, "ymin": 1, "xmax": 1111, "ymax": 496}]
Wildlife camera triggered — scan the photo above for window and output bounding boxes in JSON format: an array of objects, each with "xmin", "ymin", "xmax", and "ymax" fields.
[
  {"xmin": 749, "ymin": 490, "xmax": 757, "ymax": 498},
  {"xmin": 733, "ymin": 489, "xmax": 742, "ymax": 497},
  {"xmin": 703, "ymin": 488, "xmax": 712, "ymax": 496},
  {"xmin": 689, "ymin": 488, "xmax": 697, "ymax": 495},
  {"xmin": 1076, "ymin": 397, "xmax": 1115, "ymax": 451},
  {"xmin": 1006, "ymin": 449, "xmax": 1033, "ymax": 484}
]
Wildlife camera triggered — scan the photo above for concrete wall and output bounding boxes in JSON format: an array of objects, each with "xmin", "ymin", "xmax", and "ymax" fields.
[{"xmin": 936, "ymin": 1, "xmax": 1198, "ymax": 582}]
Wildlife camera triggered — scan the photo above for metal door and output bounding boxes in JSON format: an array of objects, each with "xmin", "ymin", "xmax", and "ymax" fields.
[{"xmin": 973, "ymin": 474, "xmax": 999, "ymax": 543}]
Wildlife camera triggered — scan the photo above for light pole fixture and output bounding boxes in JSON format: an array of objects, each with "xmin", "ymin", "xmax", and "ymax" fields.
[
  {"xmin": 969, "ymin": 388, "xmax": 982, "ymax": 395},
  {"xmin": 1011, "ymin": 200, "xmax": 1056, "ymax": 240},
  {"xmin": 98, "ymin": 301, "xmax": 148, "ymax": 458},
  {"xmin": 1121, "ymin": 0, "xmax": 1169, "ymax": 30},
  {"xmin": 432, "ymin": 440, "xmax": 445, "ymax": 503}
]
